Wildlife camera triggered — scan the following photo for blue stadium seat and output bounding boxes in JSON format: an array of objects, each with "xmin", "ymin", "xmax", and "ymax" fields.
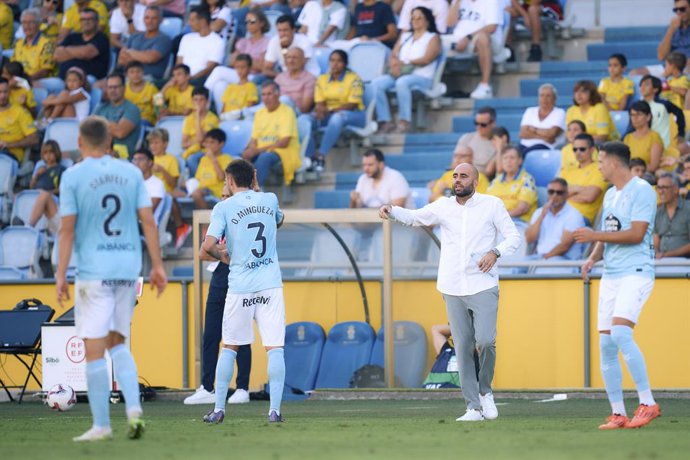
[
  {"xmin": 524, "ymin": 150, "xmax": 561, "ymax": 187},
  {"xmin": 11, "ymin": 190, "xmax": 57, "ymax": 231},
  {"xmin": 587, "ymin": 41, "xmax": 658, "ymax": 61},
  {"xmin": 172, "ymin": 266, "xmax": 193, "ymax": 277},
  {"xmin": 314, "ymin": 190, "xmax": 351, "ymax": 209},
  {"xmin": 604, "ymin": 27, "xmax": 666, "ymax": 43},
  {"xmin": 44, "ymin": 118, "xmax": 80, "ymax": 154},
  {"xmin": 349, "ymin": 43, "xmax": 389, "ymax": 82},
  {"xmin": 0, "ymin": 155, "xmax": 18, "ymax": 224},
  {"xmin": 90, "ymin": 87, "xmax": 102, "ymax": 115},
  {"xmin": 160, "ymin": 17, "xmax": 184, "ymax": 39},
  {"xmin": 33, "ymin": 87, "xmax": 48, "ymax": 114},
  {"xmin": 369, "ymin": 321, "xmax": 428, "ymax": 388},
  {"xmin": 0, "ymin": 266, "xmax": 25, "ymax": 280},
  {"xmin": 219, "ymin": 119, "xmax": 253, "ymax": 157},
  {"xmin": 539, "ymin": 60, "xmax": 657, "ymax": 79},
  {"xmin": 314, "ymin": 47, "xmax": 331, "ymax": 74},
  {"xmin": 284, "ymin": 322, "xmax": 326, "ymax": 393},
  {"xmin": 403, "ymin": 133, "xmax": 458, "ymax": 150},
  {"xmin": 611, "ymin": 111, "xmax": 630, "ymax": 137},
  {"xmin": 0, "ymin": 227, "xmax": 42, "ymax": 278},
  {"xmin": 315, "ymin": 321, "xmax": 375, "ymax": 389},
  {"xmin": 384, "ymin": 153, "xmax": 449, "ymax": 172},
  {"xmin": 156, "ymin": 116, "xmax": 186, "ymax": 158}
]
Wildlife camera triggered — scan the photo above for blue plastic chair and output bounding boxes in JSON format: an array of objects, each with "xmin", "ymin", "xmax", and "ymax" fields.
[
  {"xmin": 156, "ymin": 116, "xmax": 186, "ymax": 158},
  {"xmin": 370, "ymin": 321, "xmax": 428, "ymax": 388},
  {"xmin": 349, "ymin": 43, "xmax": 389, "ymax": 83},
  {"xmin": 284, "ymin": 322, "xmax": 326, "ymax": 393},
  {"xmin": 315, "ymin": 321, "xmax": 375, "ymax": 388},
  {"xmin": 160, "ymin": 17, "xmax": 184, "ymax": 40},
  {"xmin": 219, "ymin": 119, "xmax": 253, "ymax": 157},
  {"xmin": 90, "ymin": 87, "xmax": 103, "ymax": 115},
  {"xmin": 44, "ymin": 118, "xmax": 81, "ymax": 153},
  {"xmin": 523, "ymin": 149, "xmax": 561, "ymax": 187},
  {"xmin": 314, "ymin": 190, "xmax": 351, "ymax": 209}
]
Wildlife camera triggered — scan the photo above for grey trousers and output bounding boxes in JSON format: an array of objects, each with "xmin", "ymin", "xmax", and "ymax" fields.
[{"xmin": 443, "ymin": 286, "xmax": 499, "ymax": 410}]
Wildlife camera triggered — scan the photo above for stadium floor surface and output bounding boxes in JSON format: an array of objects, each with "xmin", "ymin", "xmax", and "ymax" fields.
[{"xmin": 1, "ymin": 398, "xmax": 689, "ymax": 459}]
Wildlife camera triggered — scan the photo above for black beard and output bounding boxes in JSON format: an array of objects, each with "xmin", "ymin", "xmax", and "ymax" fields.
[{"xmin": 454, "ymin": 185, "xmax": 475, "ymax": 197}]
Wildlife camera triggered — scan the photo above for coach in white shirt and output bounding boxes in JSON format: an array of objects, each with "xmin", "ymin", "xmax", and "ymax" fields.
[
  {"xmin": 519, "ymin": 83, "xmax": 566, "ymax": 155},
  {"xmin": 379, "ymin": 162, "xmax": 521, "ymax": 422},
  {"xmin": 176, "ymin": 6, "xmax": 225, "ymax": 84}
]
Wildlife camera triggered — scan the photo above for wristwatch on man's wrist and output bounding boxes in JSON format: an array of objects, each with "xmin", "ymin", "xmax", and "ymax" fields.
[{"xmin": 490, "ymin": 248, "xmax": 501, "ymax": 258}]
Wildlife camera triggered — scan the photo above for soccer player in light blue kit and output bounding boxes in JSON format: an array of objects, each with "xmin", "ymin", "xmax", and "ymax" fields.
[
  {"xmin": 201, "ymin": 159, "xmax": 286, "ymax": 424},
  {"xmin": 56, "ymin": 116, "xmax": 168, "ymax": 442},
  {"xmin": 574, "ymin": 141, "xmax": 660, "ymax": 430}
]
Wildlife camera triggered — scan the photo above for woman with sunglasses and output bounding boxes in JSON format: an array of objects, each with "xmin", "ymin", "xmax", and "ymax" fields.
[
  {"xmin": 487, "ymin": 145, "xmax": 538, "ymax": 226},
  {"xmin": 560, "ymin": 119, "xmax": 587, "ymax": 172},
  {"xmin": 566, "ymin": 80, "xmax": 617, "ymax": 144},
  {"xmin": 371, "ymin": 6, "xmax": 441, "ymax": 134},
  {"xmin": 623, "ymin": 100, "xmax": 664, "ymax": 173}
]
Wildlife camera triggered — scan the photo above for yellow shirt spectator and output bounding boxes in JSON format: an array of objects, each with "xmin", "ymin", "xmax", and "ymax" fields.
[
  {"xmin": 40, "ymin": 13, "xmax": 64, "ymax": 38},
  {"xmin": 0, "ymin": 3, "xmax": 12, "ymax": 50},
  {"xmin": 62, "ymin": 0, "xmax": 109, "ymax": 36},
  {"xmin": 181, "ymin": 111, "xmax": 220, "ymax": 159},
  {"xmin": 9, "ymin": 86, "xmax": 37, "ymax": 112},
  {"xmin": 315, "ymin": 70, "xmax": 364, "ymax": 111},
  {"xmin": 0, "ymin": 104, "xmax": 37, "ymax": 162},
  {"xmin": 154, "ymin": 154, "xmax": 180, "ymax": 193},
  {"xmin": 164, "ymin": 85, "xmax": 194, "ymax": 115},
  {"xmin": 566, "ymin": 103, "xmax": 618, "ymax": 141},
  {"xmin": 252, "ymin": 103, "xmax": 301, "ymax": 185},
  {"xmin": 559, "ymin": 162, "xmax": 607, "ymax": 224},
  {"xmin": 221, "ymin": 82, "xmax": 258, "ymax": 113},
  {"xmin": 12, "ymin": 33, "xmax": 57, "ymax": 78},
  {"xmin": 195, "ymin": 153, "xmax": 232, "ymax": 198},
  {"xmin": 125, "ymin": 81, "xmax": 158, "ymax": 125},
  {"xmin": 623, "ymin": 130, "xmax": 664, "ymax": 167},
  {"xmin": 431, "ymin": 169, "xmax": 488, "ymax": 199},
  {"xmin": 560, "ymin": 144, "xmax": 578, "ymax": 173},
  {"xmin": 486, "ymin": 168, "xmax": 538, "ymax": 223},
  {"xmin": 662, "ymin": 75, "xmax": 690, "ymax": 110},
  {"xmin": 598, "ymin": 77, "xmax": 635, "ymax": 111}
]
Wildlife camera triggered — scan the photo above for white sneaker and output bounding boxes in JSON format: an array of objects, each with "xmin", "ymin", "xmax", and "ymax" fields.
[
  {"xmin": 493, "ymin": 47, "xmax": 511, "ymax": 64},
  {"xmin": 470, "ymin": 84, "xmax": 493, "ymax": 100},
  {"xmin": 227, "ymin": 389, "xmax": 250, "ymax": 404},
  {"xmin": 456, "ymin": 409, "xmax": 484, "ymax": 422},
  {"xmin": 480, "ymin": 393, "xmax": 498, "ymax": 420},
  {"xmin": 183, "ymin": 386, "xmax": 215, "ymax": 405},
  {"xmin": 73, "ymin": 426, "xmax": 113, "ymax": 442}
]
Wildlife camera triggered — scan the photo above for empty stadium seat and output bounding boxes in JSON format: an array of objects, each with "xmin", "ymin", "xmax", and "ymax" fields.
[
  {"xmin": 219, "ymin": 119, "xmax": 253, "ymax": 157},
  {"xmin": 611, "ymin": 111, "xmax": 630, "ymax": 137},
  {"xmin": 90, "ymin": 87, "xmax": 103, "ymax": 115},
  {"xmin": 314, "ymin": 190, "xmax": 351, "ymax": 209},
  {"xmin": 156, "ymin": 116, "xmax": 186, "ymax": 158},
  {"xmin": 0, "ymin": 266, "xmax": 25, "ymax": 280},
  {"xmin": 33, "ymin": 87, "xmax": 48, "ymax": 114},
  {"xmin": 284, "ymin": 322, "xmax": 326, "ymax": 393},
  {"xmin": 402, "ymin": 133, "xmax": 457, "ymax": 153},
  {"xmin": 315, "ymin": 321, "xmax": 375, "ymax": 388},
  {"xmin": 171, "ymin": 266, "xmax": 193, "ymax": 277},
  {"xmin": 160, "ymin": 17, "xmax": 184, "ymax": 40},
  {"xmin": 349, "ymin": 43, "xmax": 388, "ymax": 82},
  {"xmin": 370, "ymin": 321, "xmax": 428, "ymax": 388},
  {"xmin": 0, "ymin": 155, "xmax": 18, "ymax": 224},
  {"xmin": 587, "ymin": 41, "xmax": 658, "ymax": 61},
  {"xmin": 44, "ymin": 118, "xmax": 80, "ymax": 154},
  {"xmin": 524, "ymin": 150, "xmax": 561, "ymax": 187},
  {"xmin": 0, "ymin": 227, "xmax": 42, "ymax": 278},
  {"xmin": 384, "ymin": 153, "xmax": 449, "ymax": 172}
]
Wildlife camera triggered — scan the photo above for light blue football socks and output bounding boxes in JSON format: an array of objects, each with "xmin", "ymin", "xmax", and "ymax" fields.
[
  {"xmin": 267, "ymin": 348, "xmax": 285, "ymax": 415},
  {"xmin": 214, "ymin": 348, "xmax": 237, "ymax": 411},
  {"xmin": 110, "ymin": 344, "xmax": 142, "ymax": 418},
  {"xmin": 599, "ymin": 333, "xmax": 625, "ymax": 415},
  {"xmin": 611, "ymin": 325, "xmax": 656, "ymax": 406},
  {"xmin": 86, "ymin": 359, "xmax": 111, "ymax": 428}
]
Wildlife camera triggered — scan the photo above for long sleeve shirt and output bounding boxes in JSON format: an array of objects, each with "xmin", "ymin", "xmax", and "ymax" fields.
[{"xmin": 389, "ymin": 192, "xmax": 522, "ymax": 296}]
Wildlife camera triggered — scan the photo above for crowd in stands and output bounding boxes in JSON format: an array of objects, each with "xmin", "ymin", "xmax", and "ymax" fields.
[{"xmin": 1, "ymin": 0, "xmax": 690, "ymax": 279}]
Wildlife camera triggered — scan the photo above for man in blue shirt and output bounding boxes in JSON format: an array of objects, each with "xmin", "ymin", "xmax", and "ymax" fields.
[
  {"xmin": 56, "ymin": 116, "xmax": 167, "ymax": 442},
  {"xmin": 575, "ymin": 142, "xmax": 660, "ymax": 430},
  {"xmin": 95, "ymin": 73, "xmax": 141, "ymax": 159},
  {"xmin": 201, "ymin": 159, "xmax": 286, "ymax": 424},
  {"xmin": 117, "ymin": 6, "xmax": 172, "ymax": 80}
]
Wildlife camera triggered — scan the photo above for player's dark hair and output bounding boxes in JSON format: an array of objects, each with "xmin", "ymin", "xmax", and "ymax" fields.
[
  {"xmin": 600, "ymin": 141, "xmax": 631, "ymax": 167},
  {"xmin": 125, "ymin": 61, "xmax": 144, "ymax": 72},
  {"xmin": 574, "ymin": 133, "xmax": 595, "ymax": 148},
  {"xmin": 225, "ymin": 159, "xmax": 254, "ymax": 187},
  {"xmin": 234, "ymin": 53, "xmax": 253, "ymax": 68},
  {"xmin": 363, "ymin": 148, "xmax": 385, "ymax": 163},
  {"xmin": 629, "ymin": 100, "xmax": 652, "ymax": 127},
  {"xmin": 549, "ymin": 177, "xmax": 568, "ymax": 188},
  {"xmin": 629, "ymin": 157, "xmax": 647, "ymax": 169},
  {"xmin": 173, "ymin": 64, "xmax": 191, "ymax": 75},
  {"xmin": 476, "ymin": 106, "xmax": 496, "ymax": 122},
  {"xmin": 192, "ymin": 86, "xmax": 209, "ymax": 99},
  {"xmin": 133, "ymin": 148, "xmax": 154, "ymax": 162},
  {"xmin": 80, "ymin": 116, "xmax": 110, "ymax": 149},
  {"xmin": 204, "ymin": 128, "xmax": 226, "ymax": 143},
  {"xmin": 609, "ymin": 53, "xmax": 627, "ymax": 67},
  {"xmin": 276, "ymin": 14, "xmax": 296, "ymax": 29}
]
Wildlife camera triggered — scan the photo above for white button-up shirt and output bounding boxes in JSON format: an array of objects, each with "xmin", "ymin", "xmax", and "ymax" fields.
[{"xmin": 390, "ymin": 192, "xmax": 522, "ymax": 296}]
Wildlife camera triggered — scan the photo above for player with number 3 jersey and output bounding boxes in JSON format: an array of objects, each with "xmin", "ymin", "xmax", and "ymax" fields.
[{"xmin": 201, "ymin": 159, "xmax": 286, "ymax": 424}]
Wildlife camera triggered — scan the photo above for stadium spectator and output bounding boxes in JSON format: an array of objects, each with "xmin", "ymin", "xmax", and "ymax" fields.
[
  {"xmin": 486, "ymin": 145, "xmax": 537, "ymax": 225},
  {"xmin": 231, "ymin": 0, "xmax": 292, "ymax": 39},
  {"xmin": 491, "ymin": 126, "xmax": 510, "ymax": 175},
  {"xmin": 132, "ymin": 148, "xmax": 165, "ymax": 213},
  {"xmin": 448, "ymin": 0, "xmax": 506, "ymax": 99},
  {"xmin": 38, "ymin": 0, "xmax": 63, "ymax": 39},
  {"xmin": 302, "ymin": 49, "xmax": 364, "ymax": 172},
  {"xmin": 110, "ymin": 0, "xmax": 146, "ymax": 50},
  {"xmin": 182, "ymin": 87, "xmax": 220, "ymax": 162},
  {"xmin": 654, "ymin": 172, "xmax": 690, "ymax": 259},
  {"xmin": 429, "ymin": 145, "xmax": 489, "ymax": 202},
  {"xmin": 624, "ymin": 101, "xmax": 664, "ymax": 173},
  {"xmin": 55, "ymin": 8, "xmax": 110, "ymax": 80},
  {"xmin": 94, "ymin": 73, "xmax": 141, "ymax": 159},
  {"xmin": 560, "ymin": 119, "xmax": 587, "ymax": 172},
  {"xmin": 243, "ymin": 81, "xmax": 301, "ymax": 187},
  {"xmin": 117, "ymin": 6, "xmax": 172, "ymax": 81},
  {"xmin": 559, "ymin": 133, "xmax": 607, "ymax": 225},
  {"xmin": 140, "ymin": 0, "xmax": 185, "ymax": 19},
  {"xmin": 519, "ymin": 83, "xmax": 566, "ymax": 154},
  {"xmin": 565, "ymin": 80, "xmax": 617, "ymax": 143},
  {"xmin": 40, "ymin": 66, "xmax": 90, "ymax": 122},
  {"xmin": 454, "ymin": 106, "xmax": 498, "ymax": 177},
  {"xmin": 350, "ymin": 148, "xmax": 412, "ymax": 208},
  {"xmin": 203, "ymin": 0, "xmax": 233, "ymax": 42},
  {"xmin": 638, "ymin": 75, "xmax": 687, "ymax": 158},
  {"xmin": 262, "ymin": 14, "xmax": 320, "ymax": 78},
  {"xmin": 176, "ymin": 6, "xmax": 225, "ymax": 85},
  {"xmin": 204, "ymin": 8, "xmax": 271, "ymax": 105},
  {"xmin": 12, "ymin": 9, "xmax": 58, "ymax": 86},
  {"xmin": 188, "ymin": 129, "xmax": 232, "ymax": 208},
  {"xmin": 27, "ymin": 140, "xmax": 65, "ymax": 234},
  {"xmin": 274, "ymin": 47, "xmax": 317, "ymax": 114},
  {"xmin": 681, "ymin": 156, "xmax": 690, "ymax": 198},
  {"xmin": 398, "ymin": 0, "xmax": 448, "ymax": 33},
  {"xmin": 2, "ymin": 62, "xmax": 37, "ymax": 116},
  {"xmin": 598, "ymin": 53, "xmax": 635, "ymax": 112},
  {"xmin": 661, "ymin": 51, "xmax": 689, "ymax": 110},
  {"xmin": 372, "ymin": 6, "xmax": 441, "ymax": 134},
  {"xmin": 219, "ymin": 54, "xmax": 259, "ymax": 117},
  {"xmin": 507, "ymin": 1, "xmax": 562, "ymax": 62},
  {"xmin": 0, "ymin": 1, "xmax": 11, "ymax": 51},
  {"xmin": 298, "ymin": 0, "xmax": 350, "ymax": 46},
  {"xmin": 57, "ymin": 0, "xmax": 108, "ymax": 41},
  {"xmin": 346, "ymin": 0, "xmax": 397, "ymax": 48},
  {"xmin": 125, "ymin": 61, "xmax": 158, "ymax": 125},
  {"xmin": 161, "ymin": 64, "xmax": 194, "ymax": 117},
  {"xmin": 525, "ymin": 178, "xmax": 585, "ymax": 260},
  {"xmin": 0, "ymin": 77, "xmax": 39, "ymax": 165},
  {"xmin": 632, "ymin": 0, "xmax": 690, "ymax": 77}
]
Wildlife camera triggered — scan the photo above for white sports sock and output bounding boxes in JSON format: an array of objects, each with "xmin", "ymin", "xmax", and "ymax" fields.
[
  {"xmin": 611, "ymin": 400, "xmax": 626, "ymax": 416},
  {"xmin": 638, "ymin": 389, "xmax": 656, "ymax": 406}
]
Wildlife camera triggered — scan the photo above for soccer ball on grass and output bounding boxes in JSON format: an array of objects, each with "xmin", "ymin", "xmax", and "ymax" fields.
[{"xmin": 46, "ymin": 384, "xmax": 77, "ymax": 411}]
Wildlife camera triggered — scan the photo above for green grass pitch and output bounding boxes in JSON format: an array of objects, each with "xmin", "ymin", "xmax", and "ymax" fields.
[{"xmin": 1, "ymin": 398, "xmax": 689, "ymax": 459}]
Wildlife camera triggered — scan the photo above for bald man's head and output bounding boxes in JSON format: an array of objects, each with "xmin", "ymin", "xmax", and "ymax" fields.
[
  {"xmin": 452, "ymin": 163, "xmax": 478, "ymax": 198},
  {"xmin": 454, "ymin": 163, "xmax": 479, "ymax": 181}
]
